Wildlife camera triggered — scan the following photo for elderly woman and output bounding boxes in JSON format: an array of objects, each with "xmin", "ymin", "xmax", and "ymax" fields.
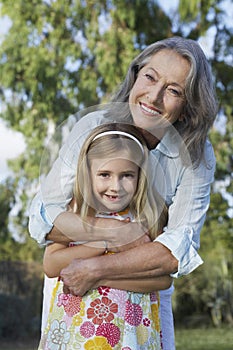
[{"xmin": 29, "ymin": 36, "xmax": 217, "ymax": 350}]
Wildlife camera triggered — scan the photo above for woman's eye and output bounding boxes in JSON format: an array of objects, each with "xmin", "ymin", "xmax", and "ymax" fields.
[
  {"xmin": 143, "ymin": 73, "xmax": 154, "ymax": 82},
  {"xmin": 168, "ymin": 87, "xmax": 182, "ymax": 97}
]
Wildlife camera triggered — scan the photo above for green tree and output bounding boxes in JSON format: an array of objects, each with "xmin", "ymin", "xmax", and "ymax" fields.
[
  {"xmin": 0, "ymin": 179, "xmax": 43, "ymax": 261},
  {"xmin": 173, "ymin": 0, "xmax": 233, "ymax": 326},
  {"xmin": 0, "ymin": 0, "xmax": 172, "ymax": 241}
]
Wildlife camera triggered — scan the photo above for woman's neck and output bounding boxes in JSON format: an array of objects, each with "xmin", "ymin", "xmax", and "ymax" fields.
[{"xmin": 138, "ymin": 128, "xmax": 165, "ymax": 150}]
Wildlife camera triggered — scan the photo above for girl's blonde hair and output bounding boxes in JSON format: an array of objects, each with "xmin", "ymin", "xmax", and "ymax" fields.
[{"xmin": 73, "ymin": 122, "xmax": 167, "ymax": 240}]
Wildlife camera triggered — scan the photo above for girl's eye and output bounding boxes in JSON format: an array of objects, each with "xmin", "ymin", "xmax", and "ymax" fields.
[
  {"xmin": 99, "ymin": 173, "xmax": 109, "ymax": 178},
  {"xmin": 123, "ymin": 173, "xmax": 134, "ymax": 178}
]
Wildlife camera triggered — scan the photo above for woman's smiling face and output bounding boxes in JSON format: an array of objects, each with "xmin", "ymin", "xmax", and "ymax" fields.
[{"xmin": 129, "ymin": 49, "xmax": 190, "ymax": 136}]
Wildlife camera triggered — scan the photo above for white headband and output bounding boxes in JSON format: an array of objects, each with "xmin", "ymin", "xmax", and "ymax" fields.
[{"xmin": 93, "ymin": 131, "xmax": 144, "ymax": 154}]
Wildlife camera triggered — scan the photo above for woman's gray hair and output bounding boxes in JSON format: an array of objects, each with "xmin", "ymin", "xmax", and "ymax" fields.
[{"xmin": 111, "ymin": 36, "xmax": 218, "ymax": 166}]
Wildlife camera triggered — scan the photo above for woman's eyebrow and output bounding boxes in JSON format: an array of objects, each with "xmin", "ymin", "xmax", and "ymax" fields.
[{"xmin": 147, "ymin": 67, "xmax": 184, "ymax": 89}]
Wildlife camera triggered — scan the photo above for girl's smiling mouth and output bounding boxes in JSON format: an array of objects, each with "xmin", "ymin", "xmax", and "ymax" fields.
[{"xmin": 103, "ymin": 194, "xmax": 121, "ymax": 201}]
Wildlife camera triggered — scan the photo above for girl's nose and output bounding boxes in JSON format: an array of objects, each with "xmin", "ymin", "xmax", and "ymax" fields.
[{"xmin": 109, "ymin": 177, "xmax": 121, "ymax": 192}]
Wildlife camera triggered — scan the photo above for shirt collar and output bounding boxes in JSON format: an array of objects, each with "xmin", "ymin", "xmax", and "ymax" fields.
[{"xmin": 155, "ymin": 127, "xmax": 181, "ymax": 158}]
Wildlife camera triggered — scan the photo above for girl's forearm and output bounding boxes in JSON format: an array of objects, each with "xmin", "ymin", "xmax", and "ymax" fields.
[
  {"xmin": 43, "ymin": 243, "xmax": 105, "ymax": 278},
  {"xmin": 101, "ymin": 275, "xmax": 173, "ymax": 293}
]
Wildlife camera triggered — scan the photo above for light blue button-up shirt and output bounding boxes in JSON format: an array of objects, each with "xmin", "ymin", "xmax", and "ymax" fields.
[{"xmin": 29, "ymin": 110, "xmax": 216, "ymax": 278}]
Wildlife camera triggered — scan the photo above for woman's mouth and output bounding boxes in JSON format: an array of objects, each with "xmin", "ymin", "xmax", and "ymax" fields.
[{"xmin": 140, "ymin": 102, "xmax": 162, "ymax": 116}]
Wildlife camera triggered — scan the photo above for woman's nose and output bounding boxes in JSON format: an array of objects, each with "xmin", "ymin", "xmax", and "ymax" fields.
[{"xmin": 146, "ymin": 84, "xmax": 164, "ymax": 105}]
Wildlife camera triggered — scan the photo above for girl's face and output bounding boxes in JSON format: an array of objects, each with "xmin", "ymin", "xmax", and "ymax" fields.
[
  {"xmin": 90, "ymin": 151, "xmax": 139, "ymax": 212},
  {"xmin": 129, "ymin": 49, "xmax": 190, "ymax": 136}
]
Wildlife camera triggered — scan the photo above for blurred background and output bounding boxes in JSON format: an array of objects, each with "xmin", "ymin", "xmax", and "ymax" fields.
[{"xmin": 0, "ymin": 0, "xmax": 232, "ymax": 349}]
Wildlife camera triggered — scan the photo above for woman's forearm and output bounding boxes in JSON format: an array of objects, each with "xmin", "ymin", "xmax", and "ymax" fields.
[
  {"xmin": 49, "ymin": 211, "xmax": 147, "ymax": 249},
  {"xmin": 60, "ymin": 241, "xmax": 178, "ymax": 296},
  {"xmin": 95, "ymin": 242, "xmax": 178, "ymax": 279}
]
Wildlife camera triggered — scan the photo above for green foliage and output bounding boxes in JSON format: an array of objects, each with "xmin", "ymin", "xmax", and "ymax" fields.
[
  {"xmin": 0, "ymin": 179, "xmax": 43, "ymax": 262},
  {"xmin": 0, "ymin": 0, "xmax": 172, "ymax": 236},
  {"xmin": 0, "ymin": 179, "xmax": 15, "ymax": 242},
  {"xmin": 178, "ymin": 0, "xmax": 231, "ymax": 41},
  {"xmin": 179, "ymin": 0, "xmax": 217, "ymax": 23},
  {"xmin": 174, "ymin": 191, "xmax": 233, "ymax": 326},
  {"xmin": 172, "ymin": 0, "xmax": 233, "ymax": 326},
  {"xmin": 209, "ymin": 129, "xmax": 231, "ymax": 178}
]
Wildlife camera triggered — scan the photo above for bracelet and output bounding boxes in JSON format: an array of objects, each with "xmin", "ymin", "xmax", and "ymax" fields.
[{"xmin": 104, "ymin": 241, "xmax": 108, "ymax": 254}]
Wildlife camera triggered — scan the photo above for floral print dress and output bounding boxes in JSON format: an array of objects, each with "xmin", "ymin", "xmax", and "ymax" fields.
[{"xmin": 38, "ymin": 210, "xmax": 162, "ymax": 350}]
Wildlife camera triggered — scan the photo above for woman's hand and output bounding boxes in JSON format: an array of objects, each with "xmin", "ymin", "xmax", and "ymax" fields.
[
  {"xmin": 60, "ymin": 257, "xmax": 100, "ymax": 296},
  {"xmin": 107, "ymin": 231, "xmax": 151, "ymax": 253},
  {"xmin": 96, "ymin": 219, "xmax": 149, "ymax": 251}
]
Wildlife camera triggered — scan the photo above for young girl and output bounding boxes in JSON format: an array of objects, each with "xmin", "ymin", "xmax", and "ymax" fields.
[{"xmin": 38, "ymin": 122, "xmax": 171, "ymax": 350}]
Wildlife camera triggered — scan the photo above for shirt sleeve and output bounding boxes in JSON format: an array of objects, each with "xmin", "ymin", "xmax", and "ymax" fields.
[
  {"xmin": 155, "ymin": 140, "xmax": 216, "ymax": 277},
  {"xmin": 28, "ymin": 111, "xmax": 105, "ymax": 243},
  {"xmin": 28, "ymin": 192, "xmax": 53, "ymax": 245}
]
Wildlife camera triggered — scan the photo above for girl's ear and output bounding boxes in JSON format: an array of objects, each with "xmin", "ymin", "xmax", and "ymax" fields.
[{"xmin": 178, "ymin": 114, "xmax": 185, "ymax": 122}]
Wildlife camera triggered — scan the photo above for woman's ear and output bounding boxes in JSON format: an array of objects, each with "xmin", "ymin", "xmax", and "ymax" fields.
[{"xmin": 178, "ymin": 114, "xmax": 185, "ymax": 122}]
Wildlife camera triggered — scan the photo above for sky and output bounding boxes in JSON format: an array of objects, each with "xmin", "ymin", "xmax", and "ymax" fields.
[
  {"xmin": 0, "ymin": 0, "xmax": 232, "ymax": 183},
  {"xmin": 0, "ymin": 120, "xmax": 25, "ymax": 182}
]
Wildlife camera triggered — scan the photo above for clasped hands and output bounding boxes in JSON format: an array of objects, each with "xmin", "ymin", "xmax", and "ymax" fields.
[{"xmin": 60, "ymin": 221, "xmax": 151, "ymax": 296}]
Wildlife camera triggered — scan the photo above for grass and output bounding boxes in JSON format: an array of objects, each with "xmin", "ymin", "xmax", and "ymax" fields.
[
  {"xmin": 1, "ymin": 327, "xmax": 233, "ymax": 349},
  {"xmin": 0, "ymin": 338, "xmax": 39, "ymax": 350},
  {"xmin": 175, "ymin": 326, "xmax": 233, "ymax": 350}
]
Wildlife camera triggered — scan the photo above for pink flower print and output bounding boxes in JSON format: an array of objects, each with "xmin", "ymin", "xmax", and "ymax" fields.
[
  {"xmin": 80, "ymin": 321, "xmax": 95, "ymax": 338},
  {"xmin": 98, "ymin": 286, "xmax": 110, "ymax": 296},
  {"xmin": 108, "ymin": 289, "xmax": 127, "ymax": 317},
  {"xmin": 57, "ymin": 293, "xmax": 70, "ymax": 307},
  {"xmin": 87, "ymin": 296, "xmax": 118, "ymax": 325},
  {"xmin": 58, "ymin": 294, "xmax": 82, "ymax": 317},
  {"xmin": 96, "ymin": 323, "xmax": 120, "ymax": 347},
  {"xmin": 150, "ymin": 292, "xmax": 158, "ymax": 302},
  {"xmin": 125, "ymin": 300, "xmax": 143, "ymax": 326},
  {"xmin": 143, "ymin": 318, "xmax": 151, "ymax": 327}
]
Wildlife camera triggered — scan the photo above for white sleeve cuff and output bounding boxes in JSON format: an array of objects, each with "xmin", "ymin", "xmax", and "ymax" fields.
[
  {"xmin": 155, "ymin": 226, "xmax": 203, "ymax": 277},
  {"xmin": 28, "ymin": 193, "xmax": 53, "ymax": 246}
]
